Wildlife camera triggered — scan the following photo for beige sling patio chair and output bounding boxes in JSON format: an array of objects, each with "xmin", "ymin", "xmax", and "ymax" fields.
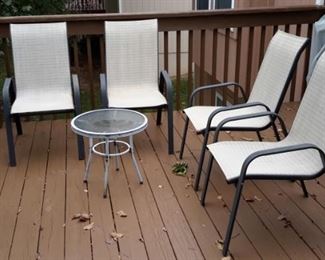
[
  {"xmin": 101, "ymin": 19, "xmax": 174, "ymax": 154},
  {"xmin": 179, "ymin": 30, "xmax": 309, "ymax": 190},
  {"xmin": 204, "ymin": 43, "xmax": 325, "ymax": 257},
  {"xmin": 3, "ymin": 22, "xmax": 85, "ymax": 166}
]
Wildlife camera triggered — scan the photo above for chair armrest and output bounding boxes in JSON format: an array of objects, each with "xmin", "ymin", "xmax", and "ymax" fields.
[
  {"xmin": 208, "ymin": 110, "xmax": 287, "ymax": 142},
  {"xmin": 2, "ymin": 77, "xmax": 14, "ymax": 115},
  {"xmin": 205, "ymin": 102, "xmax": 271, "ymax": 132},
  {"xmin": 189, "ymin": 82, "xmax": 247, "ymax": 106},
  {"xmin": 238, "ymin": 143, "xmax": 325, "ymax": 182},
  {"xmin": 100, "ymin": 73, "xmax": 108, "ymax": 108},
  {"xmin": 159, "ymin": 70, "xmax": 173, "ymax": 109},
  {"xmin": 71, "ymin": 74, "xmax": 81, "ymax": 114}
]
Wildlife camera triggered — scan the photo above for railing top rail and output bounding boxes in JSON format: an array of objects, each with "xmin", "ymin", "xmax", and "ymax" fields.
[{"xmin": 1, "ymin": 5, "xmax": 325, "ymax": 36}]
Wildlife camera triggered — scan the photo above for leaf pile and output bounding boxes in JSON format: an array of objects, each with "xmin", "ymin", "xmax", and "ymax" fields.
[{"xmin": 172, "ymin": 161, "xmax": 188, "ymax": 176}]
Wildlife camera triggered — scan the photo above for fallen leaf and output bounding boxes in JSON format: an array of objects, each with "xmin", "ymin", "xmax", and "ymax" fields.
[
  {"xmin": 277, "ymin": 128, "xmax": 283, "ymax": 133},
  {"xmin": 111, "ymin": 231, "xmax": 124, "ymax": 241},
  {"xmin": 17, "ymin": 206, "xmax": 22, "ymax": 215},
  {"xmin": 277, "ymin": 214, "xmax": 287, "ymax": 221},
  {"xmin": 139, "ymin": 237, "xmax": 144, "ymax": 243},
  {"xmin": 202, "ymin": 224, "xmax": 206, "ymax": 228},
  {"xmin": 185, "ymin": 182, "xmax": 192, "ymax": 189},
  {"xmin": 284, "ymin": 220, "xmax": 292, "ymax": 228},
  {"xmin": 79, "ymin": 213, "xmax": 92, "ymax": 222},
  {"xmin": 162, "ymin": 227, "xmax": 167, "ymax": 232},
  {"xmin": 84, "ymin": 189, "xmax": 88, "ymax": 193},
  {"xmin": 83, "ymin": 222, "xmax": 94, "ymax": 231},
  {"xmin": 117, "ymin": 210, "xmax": 128, "ymax": 218},
  {"xmin": 240, "ymin": 137, "xmax": 254, "ymax": 141},
  {"xmin": 217, "ymin": 195, "xmax": 223, "ymax": 200},
  {"xmin": 158, "ymin": 185, "xmax": 163, "ymax": 189},
  {"xmin": 254, "ymin": 195, "xmax": 262, "ymax": 202},
  {"xmin": 310, "ymin": 193, "xmax": 317, "ymax": 199},
  {"xmin": 62, "ymin": 223, "xmax": 66, "ymax": 228},
  {"xmin": 105, "ymin": 239, "xmax": 114, "ymax": 245},
  {"xmin": 36, "ymin": 252, "xmax": 41, "ymax": 260},
  {"xmin": 172, "ymin": 161, "xmax": 188, "ymax": 176},
  {"xmin": 215, "ymin": 239, "xmax": 224, "ymax": 250},
  {"xmin": 72, "ymin": 213, "xmax": 81, "ymax": 220},
  {"xmin": 226, "ymin": 131, "xmax": 231, "ymax": 134},
  {"xmin": 244, "ymin": 197, "xmax": 255, "ymax": 203}
]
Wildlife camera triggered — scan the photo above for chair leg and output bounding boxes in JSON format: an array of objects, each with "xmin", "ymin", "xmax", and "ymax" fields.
[
  {"xmin": 256, "ymin": 131, "xmax": 262, "ymax": 141},
  {"xmin": 167, "ymin": 104, "xmax": 174, "ymax": 154},
  {"xmin": 179, "ymin": 116, "xmax": 189, "ymax": 159},
  {"xmin": 4, "ymin": 114, "xmax": 16, "ymax": 166},
  {"xmin": 77, "ymin": 135, "xmax": 85, "ymax": 160},
  {"xmin": 222, "ymin": 179, "xmax": 245, "ymax": 257},
  {"xmin": 156, "ymin": 107, "xmax": 162, "ymax": 126},
  {"xmin": 300, "ymin": 180, "xmax": 308, "ymax": 198},
  {"xmin": 194, "ymin": 129, "xmax": 214, "ymax": 191},
  {"xmin": 272, "ymin": 122, "xmax": 281, "ymax": 141},
  {"xmin": 14, "ymin": 114, "xmax": 23, "ymax": 135},
  {"xmin": 200, "ymin": 153, "xmax": 214, "ymax": 206}
]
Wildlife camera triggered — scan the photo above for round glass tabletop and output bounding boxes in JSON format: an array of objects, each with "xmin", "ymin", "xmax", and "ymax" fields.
[{"xmin": 71, "ymin": 109, "xmax": 148, "ymax": 138}]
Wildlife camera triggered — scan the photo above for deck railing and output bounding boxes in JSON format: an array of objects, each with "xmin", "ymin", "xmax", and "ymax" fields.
[{"xmin": 1, "ymin": 5, "xmax": 325, "ymax": 114}]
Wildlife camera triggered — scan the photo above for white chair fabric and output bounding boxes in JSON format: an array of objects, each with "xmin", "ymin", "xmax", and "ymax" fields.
[
  {"xmin": 105, "ymin": 19, "xmax": 167, "ymax": 108},
  {"xmin": 208, "ymin": 46, "xmax": 325, "ymax": 182},
  {"xmin": 10, "ymin": 22, "xmax": 74, "ymax": 114},
  {"xmin": 184, "ymin": 30, "xmax": 308, "ymax": 132}
]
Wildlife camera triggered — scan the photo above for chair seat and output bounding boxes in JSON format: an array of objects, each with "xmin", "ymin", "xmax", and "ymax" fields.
[
  {"xmin": 11, "ymin": 90, "xmax": 74, "ymax": 114},
  {"xmin": 184, "ymin": 105, "xmax": 271, "ymax": 133},
  {"xmin": 108, "ymin": 86, "xmax": 167, "ymax": 108},
  {"xmin": 208, "ymin": 139, "xmax": 324, "ymax": 182}
]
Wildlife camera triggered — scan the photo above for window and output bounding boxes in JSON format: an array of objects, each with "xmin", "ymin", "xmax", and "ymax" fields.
[{"xmin": 196, "ymin": 0, "xmax": 234, "ymax": 10}]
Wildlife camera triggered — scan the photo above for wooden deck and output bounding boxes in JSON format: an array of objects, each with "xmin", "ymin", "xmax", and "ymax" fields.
[{"xmin": 1, "ymin": 102, "xmax": 325, "ymax": 259}]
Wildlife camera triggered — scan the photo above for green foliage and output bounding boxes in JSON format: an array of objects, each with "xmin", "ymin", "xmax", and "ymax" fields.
[{"xmin": 0, "ymin": 0, "xmax": 67, "ymax": 16}]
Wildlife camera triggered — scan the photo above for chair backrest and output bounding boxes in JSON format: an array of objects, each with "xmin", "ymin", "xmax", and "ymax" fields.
[
  {"xmin": 10, "ymin": 22, "xmax": 72, "ymax": 97},
  {"xmin": 287, "ymin": 49, "xmax": 325, "ymax": 151},
  {"xmin": 248, "ymin": 30, "xmax": 308, "ymax": 112},
  {"xmin": 105, "ymin": 19, "xmax": 158, "ymax": 90}
]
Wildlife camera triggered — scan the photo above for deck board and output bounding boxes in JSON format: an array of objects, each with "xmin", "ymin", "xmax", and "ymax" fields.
[{"xmin": 1, "ymin": 103, "xmax": 325, "ymax": 259}]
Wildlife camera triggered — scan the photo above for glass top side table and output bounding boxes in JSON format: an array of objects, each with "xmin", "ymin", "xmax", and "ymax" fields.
[{"xmin": 71, "ymin": 109, "xmax": 148, "ymax": 198}]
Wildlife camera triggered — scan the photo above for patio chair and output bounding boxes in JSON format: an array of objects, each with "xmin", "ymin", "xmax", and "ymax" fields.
[
  {"xmin": 179, "ymin": 30, "xmax": 309, "ymax": 190},
  {"xmin": 3, "ymin": 22, "xmax": 85, "ymax": 166},
  {"xmin": 101, "ymin": 19, "xmax": 174, "ymax": 154},
  {"xmin": 204, "ymin": 46, "xmax": 325, "ymax": 257}
]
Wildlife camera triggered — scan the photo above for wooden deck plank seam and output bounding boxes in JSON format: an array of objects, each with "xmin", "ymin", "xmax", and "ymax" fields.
[{"xmin": 7, "ymin": 122, "xmax": 37, "ymax": 260}]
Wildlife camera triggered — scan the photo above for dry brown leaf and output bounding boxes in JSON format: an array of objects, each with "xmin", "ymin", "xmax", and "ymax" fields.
[
  {"xmin": 79, "ymin": 213, "xmax": 92, "ymax": 222},
  {"xmin": 226, "ymin": 131, "xmax": 231, "ymax": 134},
  {"xmin": 72, "ymin": 213, "xmax": 81, "ymax": 220},
  {"xmin": 105, "ymin": 239, "xmax": 114, "ymax": 245},
  {"xmin": 62, "ymin": 223, "xmax": 66, "ymax": 228},
  {"xmin": 310, "ymin": 193, "xmax": 317, "ymax": 199},
  {"xmin": 222, "ymin": 256, "xmax": 232, "ymax": 260},
  {"xmin": 254, "ymin": 195, "xmax": 262, "ymax": 202},
  {"xmin": 158, "ymin": 185, "xmax": 163, "ymax": 189},
  {"xmin": 240, "ymin": 137, "xmax": 254, "ymax": 141},
  {"xmin": 111, "ymin": 231, "xmax": 124, "ymax": 241},
  {"xmin": 36, "ymin": 252, "xmax": 41, "ymax": 260},
  {"xmin": 84, "ymin": 189, "xmax": 88, "ymax": 193},
  {"xmin": 117, "ymin": 210, "xmax": 128, "ymax": 218},
  {"xmin": 17, "ymin": 206, "xmax": 22, "ymax": 215},
  {"xmin": 83, "ymin": 222, "xmax": 94, "ymax": 231},
  {"xmin": 277, "ymin": 214, "xmax": 287, "ymax": 221},
  {"xmin": 162, "ymin": 227, "xmax": 167, "ymax": 232},
  {"xmin": 215, "ymin": 239, "xmax": 224, "ymax": 250},
  {"xmin": 244, "ymin": 197, "xmax": 255, "ymax": 203},
  {"xmin": 217, "ymin": 195, "xmax": 223, "ymax": 200}
]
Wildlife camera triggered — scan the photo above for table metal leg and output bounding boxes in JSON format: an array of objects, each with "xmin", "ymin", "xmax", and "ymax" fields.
[
  {"xmin": 129, "ymin": 136, "xmax": 143, "ymax": 184},
  {"xmin": 103, "ymin": 138, "xmax": 110, "ymax": 198},
  {"xmin": 84, "ymin": 138, "xmax": 93, "ymax": 182},
  {"xmin": 114, "ymin": 140, "xmax": 119, "ymax": 171}
]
